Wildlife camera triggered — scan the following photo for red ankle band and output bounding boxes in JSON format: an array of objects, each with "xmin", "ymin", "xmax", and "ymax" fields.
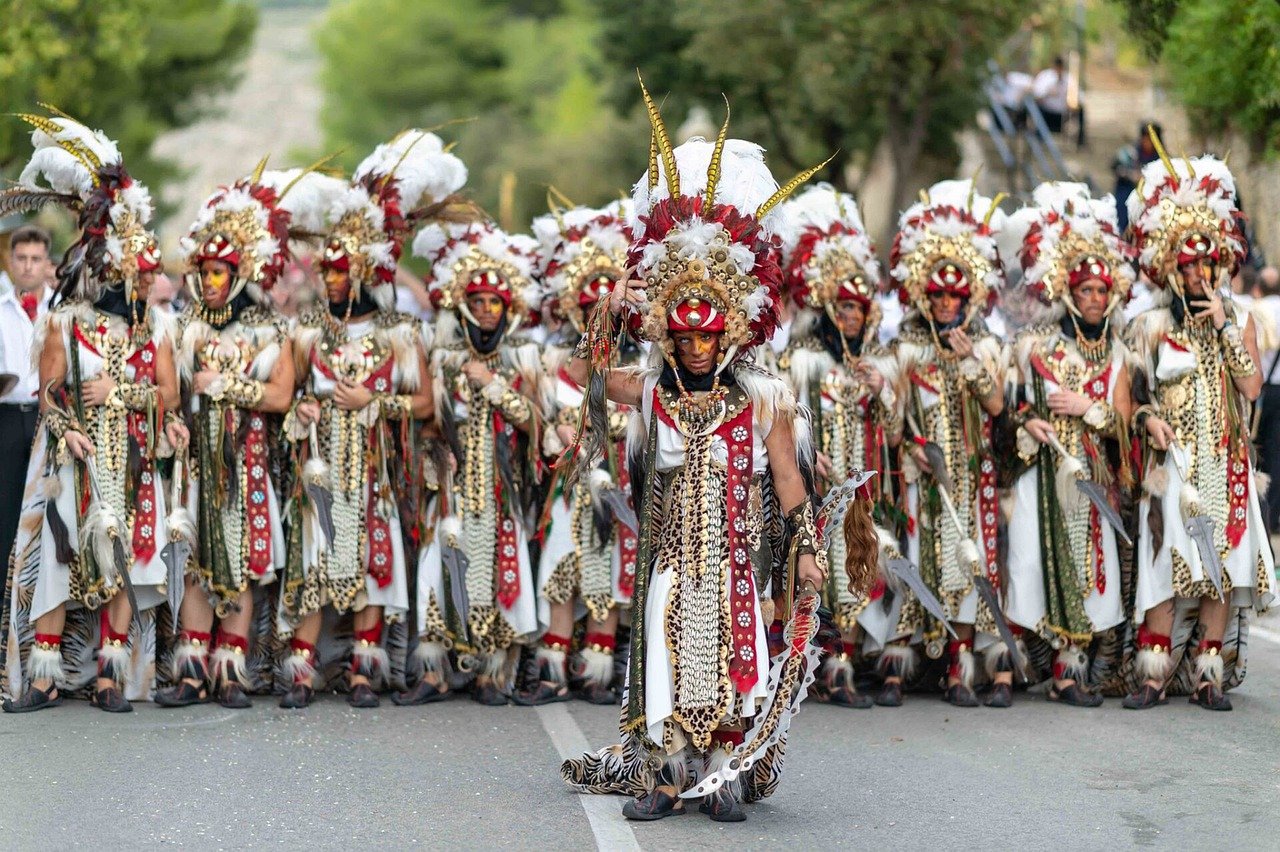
[
  {"xmin": 1199, "ymin": 639, "xmax": 1223, "ymax": 654},
  {"xmin": 215, "ymin": 630, "xmax": 248, "ymax": 653},
  {"xmin": 354, "ymin": 625, "xmax": 383, "ymax": 645},
  {"xmin": 1136, "ymin": 626, "xmax": 1171, "ymax": 651},
  {"xmin": 542, "ymin": 633, "xmax": 573, "ymax": 651},
  {"xmin": 34, "ymin": 633, "xmax": 61, "ymax": 647},
  {"xmin": 584, "ymin": 632, "xmax": 615, "ymax": 652},
  {"xmin": 180, "ymin": 630, "xmax": 212, "ymax": 646},
  {"xmin": 841, "ymin": 640, "xmax": 858, "ymax": 658},
  {"xmin": 100, "ymin": 610, "xmax": 128, "ymax": 644},
  {"xmin": 290, "ymin": 639, "xmax": 317, "ymax": 656}
]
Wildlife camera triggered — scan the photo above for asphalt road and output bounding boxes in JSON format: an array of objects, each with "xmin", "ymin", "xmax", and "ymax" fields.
[{"xmin": 3, "ymin": 615, "xmax": 1279, "ymax": 850}]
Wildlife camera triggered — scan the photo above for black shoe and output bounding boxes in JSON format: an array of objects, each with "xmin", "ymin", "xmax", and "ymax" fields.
[
  {"xmin": 1190, "ymin": 682, "xmax": 1232, "ymax": 711},
  {"xmin": 279, "ymin": 683, "xmax": 315, "ymax": 709},
  {"xmin": 155, "ymin": 681, "xmax": 209, "ymax": 708},
  {"xmin": 575, "ymin": 682, "xmax": 619, "ymax": 705},
  {"xmin": 828, "ymin": 685, "xmax": 874, "ymax": 708},
  {"xmin": 699, "ymin": 788, "xmax": 747, "ymax": 822},
  {"xmin": 93, "ymin": 686, "xmax": 133, "ymax": 713},
  {"xmin": 1048, "ymin": 682, "xmax": 1104, "ymax": 708},
  {"xmin": 512, "ymin": 680, "xmax": 570, "ymax": 706},
  {"xmin": 984, "ymin": 682, "xmax": 1013, "ymax": 708},
  {"xmin": 1, "ymin": 684, "xmax": 63, "ymax": 713},
  {"xmin": 622, "ymin": 789, "xmax": 687, "ymax": 821},
  {"xmin": 944, "ymin": 684, "xmax": 979, "ymax": 708},
  {"xmin": 472, "ymin": 681, "xmax": 509, "ymax": 706},
  {"xmin": 218, "ymin": 682, "xmax": 253, "ymax": 709},
  {"xmin": 875, "ymin": 681, "xmax": 903, "ymax": 707},
  {"xmin": 1121, "ymin": 683, "xmax": 1167, "ymax": 710},
  {"xmin": 391, "ymin": 679, "xmax": 450, "ymax": 706},
  {"xmin": 347, "ymin": 683, "xmax": 380, "ymax": 708}
]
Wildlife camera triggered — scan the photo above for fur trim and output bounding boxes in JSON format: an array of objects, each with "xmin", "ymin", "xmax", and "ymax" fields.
[
  {"xmin": 172, "ymin": 640, "xmax": 209, "ymax": 681},
  {"xmin": 81, "ymin": 504, "xmax": 125, "ymax": 587},
  {"xmin": 97, "ymin": 641, "xmax": 130, "ymax": 687},
  {"xmin": 1143, "ymin": 466, "xmax": 1169, "ymax": 498},
  {"xmin": 351, "ymin": 642, "xmax": 390, "ymax": 687},
  {"xmin": 577, "ymin": 645, "xmax": 614, "ymax": 688},
  {"xmin": 283, "ymin": 648, "xmax": 317, "ymax": 684},
  {"xmin": 951, "ymin": 646, "xmax": 976, "ymax": 688},
  {"xmin": 1055, "ymin": 645, "xmax": 1089, "ymax": 683},
  {"xmin": 822, "ymin": 651, "xmax": 855, "ymax": 688},
  {"xmin": 28, "ymin": 644, "xmax": 66, "ymax": 685},
  {"xmin": 1135, "ymin": 646, "xmax": 1173, "ymax": 683},
  {"xmin": 413, "ymin": 639, "xmax": 448, "ymax": 675},
  {"xmin": 211, "ymin": 645, "xmax": 249, "ymax": 688},
  {"xmin": 1193, "ymin": 649, "xmax": 1224, "ymax": 687},
  {"xmin": 1179, "ymin": 484, "xmax": 1202, "ymax": 519},
  {"xmin": 438, "ymin": 515, "xmax": 462, "ymax": 547},
  {"xmin": 480, "ymin": 651, "xmax": 507, "ymax": 681},
  {"xmin": 983, "ymin": 640, "xmax": 1030, "ymax": 681},
  {"xmin": 877, "ymin": 644, "xmax": 917, "ymax": 680},
  {"xmin": 536, "ymin": 645, "xmax": 568, "ymax": 685}
]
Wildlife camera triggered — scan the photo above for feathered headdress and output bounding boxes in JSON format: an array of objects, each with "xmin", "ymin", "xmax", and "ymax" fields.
[
  {"xmin": 627, "ymin": 78, "xmax": 825, "ymax": 369},
  {"xmin": 781, "ymin": 183, "xmax": 882, "ymax": 334},
  {"xmin": 322, "ymin": 129, "xmax": 473, "ymax": 309},
  {"xmin": 532, "ymin": 198, "xmax": 632, "ymax": 333},
  {"xmin": 1010, "ymin": 181, "xmax": 1136, "ymax": 319},
  {"xmin": 413, "ymin": 220, "xmax": 540, "ymax": 328},
  {"xmin": 1126, "ymin": 127, "xmax": 1243, "ymax": 296},
  {"xmin": 181, "ymin": 158, "xmax": 347, "ymax": 307},
  {"xmin": 0, "ymin": 107, "xmax": 159, "ymax": 305},
  {"xmin": 890, "ymin": 179, "xmax": 1006, "ymax": 327}
]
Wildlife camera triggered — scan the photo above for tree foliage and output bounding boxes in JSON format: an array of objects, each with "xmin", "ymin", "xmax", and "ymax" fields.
[
  {"xmin": 1162, "ymin": 0, "xmax": 1280, "ymax": 157},
  {"xmin": 1111, "ymin": 0, "xmax": 1180, "ymax": 60},
  {"xmin": 0, "ymin": 0, "xmax": 258, "ymax": 203},
  {"xmin": 594, "ymin": 0, "xmax": 1026, "ymax": 213}
]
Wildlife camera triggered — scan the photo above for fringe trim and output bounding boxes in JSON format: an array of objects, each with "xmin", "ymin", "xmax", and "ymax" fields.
[
  {"xmin": 536, "ymin": 645, "xmax": 568, "ymax": 685},
  {"xmin": 1054, "ymin": 645, "xmax": 1089, "ymax": 683},
  {"xmin": 97, "ymin": 642, "xmax": 130, "ymax": 688},
  {"xmin": 211, "ymin": 646, "xmax": 249, "ymax": 688},
  {"xmin": 1193, "ymin": 650, "xmax": 1224, "ymax": 688},
  {"xmin": 283, "ymin": 649, "xmax": 317, "ymax": 685},
  {"xmin": 878, "ymin": 644, "xmax": 917, "ymax": 680},
  {"xmin": 28, "ymin": 645, "xmax": 65, "ymax": 685},
  {"xmin": 951, "ymin": 647, "xmax": 975, "ymax": 688},
  {"xmin": 703, "ymin": 745, "xmax": 743, "ymax": 801},
  {"xmin": 1135, "ymin": 646, "xmax": 1174, "ymax": 683},
  {"xmin": 822, "ymin": 652, "xmax": 854, "ymax": 688},
  {"xmin": 351, "ymin": 642, "xmax": 390, "ymax": 687},
  {"xmin": 577, "ymin": 645, "xmax": 613, "ymax": 687},
  {"xmin": 413, "ymin": 639, "xmax": 448, "ymax": 675},
  {"xmin": 173, "ymin": 641, "xmax": 209, "ymax": 682}
]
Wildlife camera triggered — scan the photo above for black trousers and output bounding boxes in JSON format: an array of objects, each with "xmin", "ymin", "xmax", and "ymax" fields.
[
  {"xmin": 0, "ymin": 405, "xmax": 38, "ymax": 595},
  {"xmin": 1257, "ymin": 385, "xmax": 1280, "ymax": 531}
]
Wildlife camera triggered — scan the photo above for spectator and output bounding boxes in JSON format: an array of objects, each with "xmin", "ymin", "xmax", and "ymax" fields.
[
  {"xmin": 1113, "ymin": 122, "xmax": 1161, "ymax": 233},
  {"xmin": 0, "ymin": 225, "xmax": 55, "ymax": 589},
  {"xmin": 148, "ymin": 271, "xmax": 180, "ymax": 314},
  {"xmin": 1253, "ymin": 266, "xmax": 1280, "ymax": 531},
  {"xmin": 1032, "ymin": 56, "xmax": 1069, "ymax": 134}
]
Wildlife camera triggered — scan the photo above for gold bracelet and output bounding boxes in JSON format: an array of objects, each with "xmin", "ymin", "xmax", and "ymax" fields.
[{"xmin": 1219, "ymin": 324, "xmax": 1257, "ymax": 378}]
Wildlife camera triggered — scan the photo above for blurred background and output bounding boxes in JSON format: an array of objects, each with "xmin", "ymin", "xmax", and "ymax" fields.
[{"xmin": 1, "ymin": 0, "xmax": 1278, "ymax": 268}]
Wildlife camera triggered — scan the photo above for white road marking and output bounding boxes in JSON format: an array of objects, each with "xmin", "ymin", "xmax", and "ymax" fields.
[
  {"xmin": 536, "ymin": 703, "xmax": 641, "ymax": 852},
  {"xmin": 1251, "ymin": 624, "xmax": 1280, "ymax": 646}
]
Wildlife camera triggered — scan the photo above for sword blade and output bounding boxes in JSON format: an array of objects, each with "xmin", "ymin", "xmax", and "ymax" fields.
[
  {"xmin": 1186, "ymin": 515, "xmax": 1225, "ymax": 599},
  {"xmin": 973, "ymin": 574, "xmax": 1027, "ymax": 682},
  {"xmin": 598, "ymin": 487, "xmax": 639, "ymax": 534},
  {"xmin": 922, "ymin": 442, "xmax": 953, "ymax": 495},
  {"xmin": 304, "ymin": 483, "xmax": 336, "ymax": 553},
  {"xmin": 443, "ymin": 545, "xmax": 471, "ymax": 638},
  {"xmin": 1075, "ymin": 480, "xmax": 1131, "ymax": 546},
  {"xmin": 885, "ymin": 557, "xmax": 958, "ymax": 638}
]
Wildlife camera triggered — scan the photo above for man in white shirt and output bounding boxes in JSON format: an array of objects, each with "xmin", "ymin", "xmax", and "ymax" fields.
[
  {"xmin": 0, "ymin": 225, "xmax": 54, "ymax": 589},
  {"xmin": 1032, "ymin": 57, "xmax": 1069, "ymax": 134}
]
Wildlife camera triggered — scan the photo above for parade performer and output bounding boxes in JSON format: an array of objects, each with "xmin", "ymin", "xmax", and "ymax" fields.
[
  {"xmin": 155, "ymin": 162, "xmax": 335, "ymax": 709},
  {"xmin": 560, "ymin": 86, "xmax": 878, "ymax": 822},
  {"xmin": 406, "ymin": 220, "xmax": 545, "ymax": 707},
  {"xmin": 1004, "ymin": 182, "xmax": 1135, "ymax": 706},
  {"xmin": 516, "ymin": 200, "xmax": 638, "ymax": 705},
  {"xmin": 0, "ymin": 110, "xmax": 182, "ymax": 713},
  {"xmin": 776, "ymin": 185, "xmax": 900, "ymax": 708},
  {"xmin": 1123, "ymin": 138, "xmax": 1273, "ymax": 711},
  {"xmin": 279, "ymin": 131, "xmax": 453, "ymax": 709},
  {"xmin": 885, "ymin": 179, "xmax": 1010, "ymax": 708}
]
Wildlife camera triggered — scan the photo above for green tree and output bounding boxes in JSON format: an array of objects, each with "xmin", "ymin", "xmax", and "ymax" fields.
[
  {"xmin": 315, "ymin": 0, "xmax": 644, "ymax": 231},
  {"xmin": 593, "ymin": 0, "xmax": 1027, "ymax": 218},
  {"xmin": 0, "ymin": 0, "xmax": 258, "ymax": 205}
]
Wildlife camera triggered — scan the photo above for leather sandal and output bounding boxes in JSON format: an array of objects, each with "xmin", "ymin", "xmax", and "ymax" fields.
[
  {"xmin": 1190, "ymin": 682, "xmax": 1232, "ymax": 711},
  {"xmin": 279, "ymin": 683, "xmax": 315, "ymax": 709},
  {"xmin": 1047, "ymin": 681, "xmax": 1103, "ymax": 707},
  {"xmin": 943, "ymin": 684, "xmax": 979, "ymax": 707},
  {"xmin": 512, "ymin": 680, "xmax": 571, "ymax": 706},
  {"xmin": 828, "ymin": 685, "xmax": 874, "ymax": 708},
  {"xmin": 218, "ymin": 682, "xmax": 253, "ymax": 709},
  {"xmin": 1121, "ymin": 683, "xmax": 1167, "ymax": 710},
  {"xmin": 93, "ymin": 686, "xmax": 133, "ymax": 713},
  {"xmin": 155, "ymin": 681, "xmax": 209, "ymax": 708},
  {"xmin": 575, "ymin": 682, "xmax": 619, "ymax": 705},
  {"xmin": 471, "ymin": 680, "xmax": 509, "ymax": 707},
  {"xmin": 2, "ymin": 684, "xmax": 63, "ymax": 714},
  {"xmin": 347, "ymin": 683, "xmax": 380, "ymax": 708},
  {"xmin": 700, "ymin": 788, "xmax": 747, "ymax": 822},
  {"xmin": 983, "ymin": 682, "xmax": 1013, "ymax": 708},
  {"xmin": 622, "ymin": 788, "xmax": 687, "ymax": 821},
  {"xmin": 875, "ymin": 681, "xmax": 903, "ymax": 707},
  {"xmin": 391, "ymin": 679, "xmax": 450, "ymax": 706}
]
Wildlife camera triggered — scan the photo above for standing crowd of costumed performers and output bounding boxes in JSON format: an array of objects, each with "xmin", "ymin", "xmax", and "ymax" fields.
[{"xmin": 0, "ymin": 94, "xmax": 1273, "ymax": 821}]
